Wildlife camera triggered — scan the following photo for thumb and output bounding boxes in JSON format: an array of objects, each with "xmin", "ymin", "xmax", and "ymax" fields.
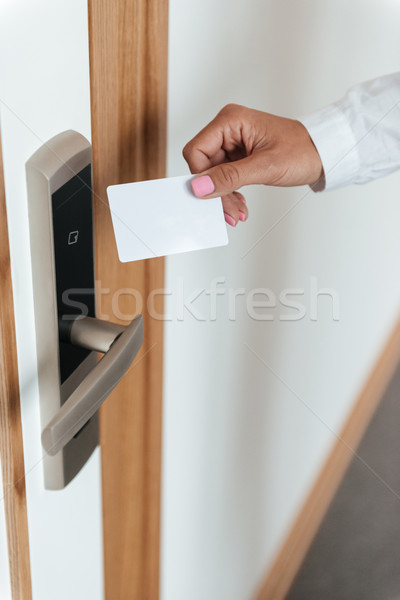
[{"xmin": 191, "ymin": 155, "xmax": 263, "ymax": 198}]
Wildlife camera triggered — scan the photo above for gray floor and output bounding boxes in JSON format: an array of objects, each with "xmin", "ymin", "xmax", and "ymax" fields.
[{"xmin": 286, "ymin": 365, "xmax": 400, "ymax": 600}]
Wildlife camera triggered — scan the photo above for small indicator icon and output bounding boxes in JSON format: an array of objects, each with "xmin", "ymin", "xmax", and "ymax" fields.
[{"xmin": 68, "ymin": 231, "xmax": 79, "ymax": 245}]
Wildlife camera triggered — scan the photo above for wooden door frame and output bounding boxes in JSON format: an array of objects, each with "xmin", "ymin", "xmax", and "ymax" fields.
[
  {"xmin": 87, "ymin": 1, "xmax": 168, "ymax": 598},
  {"xmin": 0, "ymin": 128, "xmax": 32, "ymax": 599}
]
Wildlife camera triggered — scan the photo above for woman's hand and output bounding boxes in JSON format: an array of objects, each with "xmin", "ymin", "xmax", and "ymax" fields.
[{"xmin": 183, "ymin": 104, "xmax": 323, "ymax": 226}]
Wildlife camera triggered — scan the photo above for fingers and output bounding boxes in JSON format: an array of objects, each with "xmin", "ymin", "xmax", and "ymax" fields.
[
  {"xmin": 183, "ymin": 114, "xmax": 226, "ymax": 174},
  {"xmin": 183, "ymin": 104, "xmax": 263, "ymax": 199},
  {"xmin": 191, "ymin": 153, "xmax": 265, "ymax": 199},
  {"xmin": 182, "ymin": 104, "xmax": 247, "ymax": 174},
  {"xmin": 222, "ymin": 192, "xmax": 248, "ymax": 227}
]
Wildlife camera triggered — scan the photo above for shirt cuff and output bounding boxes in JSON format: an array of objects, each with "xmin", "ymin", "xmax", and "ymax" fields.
[{"xmin": 298, "ymin": 104, "xmax": 360, "ymax": 192}]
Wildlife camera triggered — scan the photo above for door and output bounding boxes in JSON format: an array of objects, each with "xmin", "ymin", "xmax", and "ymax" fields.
[{"xmin": 0, "ymin": 1, "xmax": 167, "ymax": 598}]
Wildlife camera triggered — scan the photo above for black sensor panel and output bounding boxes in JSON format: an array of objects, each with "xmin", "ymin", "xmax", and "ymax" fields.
[{"xmin": 51, "ymin": 164, "xmax": 95, "ymax": 385}]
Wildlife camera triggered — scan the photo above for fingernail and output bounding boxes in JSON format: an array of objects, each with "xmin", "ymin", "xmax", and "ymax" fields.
[
  {"xmin": 224, "ymin": 213, "xmax": 236, "ymax": 227},
  {"xmin": 238, "ymin": 211, "xmax": 246, "ymax": 222},
  {"xmin": 191, "ymin": 175, "xmax": 215, "ymax": 197}
]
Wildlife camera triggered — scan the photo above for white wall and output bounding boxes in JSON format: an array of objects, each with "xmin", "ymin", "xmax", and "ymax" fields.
[
  {"xmin": 0, "ymin": 1, "xmax": 103, "ymax": 599},
  {"xmin": 162, "ymin": 1, "xmax": 400, "ymax": 599}
]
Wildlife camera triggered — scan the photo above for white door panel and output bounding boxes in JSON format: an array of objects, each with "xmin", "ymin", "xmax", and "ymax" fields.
[{"xmin": 0, "ymin": 1, "xmax": 103, "ymax": 598}]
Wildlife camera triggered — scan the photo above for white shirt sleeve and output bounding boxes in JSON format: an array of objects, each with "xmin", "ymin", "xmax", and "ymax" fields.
[{"xmin": 298, "ymin": 72, "xmax": 400, "ymax": 191}]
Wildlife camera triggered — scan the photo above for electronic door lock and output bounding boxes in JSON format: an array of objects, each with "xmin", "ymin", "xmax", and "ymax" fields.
[{"xmin": 26, "ymin": 130, "xmax": 143, "ymax": 490}]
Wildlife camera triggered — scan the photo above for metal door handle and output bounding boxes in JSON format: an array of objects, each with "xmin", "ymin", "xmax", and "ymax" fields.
[{"xmin": 42, "ymin": 314, "xmax": 143, "ymax": 456}]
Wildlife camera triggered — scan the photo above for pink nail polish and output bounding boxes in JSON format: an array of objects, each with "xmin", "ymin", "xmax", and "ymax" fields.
[
  {"xmin": 191, "ymin": 175, "xmax": 215, "ymax": 198},
  {"xmin": 224, "ymin": 213, "xmax": 236, "ymax": 227},
  {"xmin": 238, "ymin": 211, "xmax": 246, "ymax": 222}
]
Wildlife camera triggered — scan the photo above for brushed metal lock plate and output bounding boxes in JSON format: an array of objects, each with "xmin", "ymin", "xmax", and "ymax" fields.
[{"xmin": 26, "ymin": 131, "xmax": 99, "ymax": 489}]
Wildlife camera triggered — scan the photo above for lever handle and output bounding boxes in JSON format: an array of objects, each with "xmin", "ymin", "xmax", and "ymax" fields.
[{"xmin": 42, "ymin": 314, "xmax": 143, "ymax": 456}]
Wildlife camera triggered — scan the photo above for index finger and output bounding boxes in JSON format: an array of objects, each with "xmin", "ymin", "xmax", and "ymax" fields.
[{"xmin": 182, "ymin": 115, "xmax": 226, "ymax": 174}]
